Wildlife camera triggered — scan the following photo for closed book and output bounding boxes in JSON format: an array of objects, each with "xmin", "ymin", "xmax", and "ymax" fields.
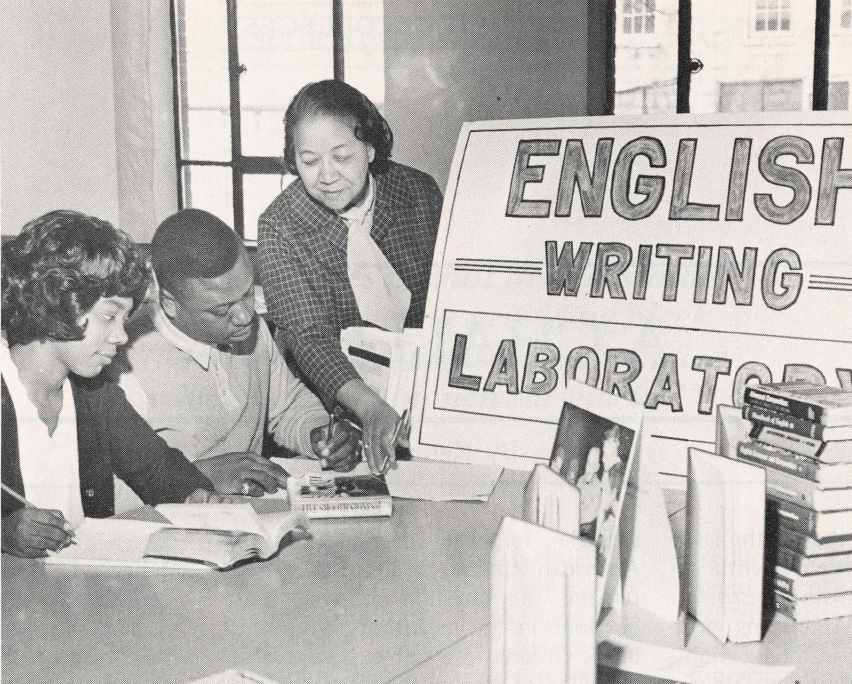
[
  {"xmin": 286, "ymin": 473, "xmax": 392, "ymax": 519},
  {"xmin": 744, "ymin": 383, "xmax": 852, "ymax": 427},
  {"xmin": 770, "ymin": 498, "xmax": 852, "ymax": 540},
  {"xmin": 777, "ymin": 522, "xmax": 852, "ymax": 556},
  {"xmin": 750, "ymin": 425, "xmax": 852, "ymax": 464},
  {"xmin": 775, "ymin": 545, "xmax": 852, "ymax": 574},
  {"xmin": 774, "ymin": 590, "xmax": 852, "ymax": 622},
  {"xmin": 736, "ymin": 444, "xmax": 852, "ymax": 512},
  {"xmin": 743, "ymin": 404, "xmax": 852, "ymax": 442},
  {"xmin": 737, "ymin": 439, "xmax": 852, "ymax": 487},
  {"xmin": 774, "ymin": 565, "xmax": 852, "ymax": 599}
]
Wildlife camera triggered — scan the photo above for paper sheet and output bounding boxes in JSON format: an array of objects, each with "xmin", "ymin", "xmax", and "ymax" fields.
[
  {"xmin": 187, "ymin": 670, "xmax": 280, "ymax": 684},
  {"xmin": 597, "ymin": 636, "xmax": 794, "ymax": 684},
  {"xmin": 271, "ymin": 458, "xmax": 503, "ymax": 502}
]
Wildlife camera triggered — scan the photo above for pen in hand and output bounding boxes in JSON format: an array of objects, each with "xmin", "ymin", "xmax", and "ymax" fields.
[
  {"xmin": 1, "ymin": 482, "xmax": 77, "ymax": 543},
  {"xmin": 320, "ymin": 406, "xmax": 341, "ymax": 468},
  {"xmin": 378, "ymin": 409, "xmax": 410, "ymax": 476}
]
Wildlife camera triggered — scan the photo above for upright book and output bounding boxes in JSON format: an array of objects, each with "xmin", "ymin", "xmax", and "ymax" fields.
[
  {"xmin": 744, "ymin": 382, "xmax": 852, "ymax": 427},
  {"xmin": 490, "ymin": 517, "xmax": 596, "ymax": 684},
  {"xmin": 685, "ymin": 447, "xmax": 766, "ymax": 643},
  {"xmin": 286, "ymin": 472, "xmax": 392, "ymax": 518}
]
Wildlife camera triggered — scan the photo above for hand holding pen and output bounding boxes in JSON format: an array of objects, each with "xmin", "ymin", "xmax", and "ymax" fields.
[
  {"xmin": 311, "ymin": 406, "xmax": 361, "ymax": 472},
  {"xmin": 1, "ymin": 483, "xmax": 76, "ymax": 558}
]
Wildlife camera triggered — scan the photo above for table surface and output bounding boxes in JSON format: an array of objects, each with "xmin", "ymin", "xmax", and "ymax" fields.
[{"xmin": 3, "ymin": 469, "xmax": 851, "ymax": 684}]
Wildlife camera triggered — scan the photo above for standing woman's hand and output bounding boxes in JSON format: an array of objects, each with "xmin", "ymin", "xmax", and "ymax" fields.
[{"xmin": 337, "ymin": 378, "xmax": 403, "ymax": 475}]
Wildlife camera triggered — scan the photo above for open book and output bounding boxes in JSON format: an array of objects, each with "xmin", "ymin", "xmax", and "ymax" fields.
[
  {"xmin": 46, "ymin": 504, "xmax": 309, "ymax": 570},
  {"xmin": 286, "ymin": 472, "xmax": 392, "ymax": 518}
]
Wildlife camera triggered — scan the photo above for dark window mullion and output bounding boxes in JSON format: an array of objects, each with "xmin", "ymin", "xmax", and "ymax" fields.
[
  {"xmin": 227, "ymin": 0, "xmax": 245, "ymax": 237},
  {"xmin": 676, "ymin": 0, "xmax": 692, "ymax": 113},
  {"xmin": 333, "ymin": 0, "xmax": 344, "ymax": 81},
  {"xmin": 813, "ymin": 0, "xmax": 831, "ymax": 110}
]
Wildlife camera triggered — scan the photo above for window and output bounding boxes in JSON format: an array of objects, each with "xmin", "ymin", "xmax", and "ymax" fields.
[
  {"xmin": 753, "ymin": 0, "xmax": 792, "ymax": 34},
  {"xmin": 839, "ymin": 0, "xmax": 852, "ymax": 31},
  {"xmin": 719, "ymin": 79, "xmax": 802, "ymax": 112},
  {"xmin": 172, "ymin": 0, "xmax": 383, "ymax": 242},
  {"xmin": 623, "ymin": 0, "xmax": 657, "ymax": 34}
]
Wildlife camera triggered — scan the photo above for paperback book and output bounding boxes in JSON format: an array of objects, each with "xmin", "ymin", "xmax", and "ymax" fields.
[
  {"xmin": 752, "ymin": 425, "xmax": 852, "ymax": 463},
  {"xmin": 737, "ymin": 438, "xmax": 852, "ymax": 486},
  {"xmin": 742, "ymin": 404, "xmax": 852, "ymax": 442},
  {"xmin": 286, "ymin": 472, "xmax": 392, "ymax": 518},
  {"xmin": 774, "ymin": 565, "xmax": 852, "ymax": 599},
  {"xmin": 744, "ymin": 382, "xmax": 852, "ymax": 427},
  {"xmin": 775, "ymin": 545, "xmax": 852, "ymax": 574},
  {"xmin": 774, "ymin": 589, "xmax": 852, "ymax": 622},
  {"xmin": 770, "ymin": 498, "xmax": 852, "ymax": 540},
  {"xmin": 777, "ymin": 522, "xmax": 852, "ymax": 556}
]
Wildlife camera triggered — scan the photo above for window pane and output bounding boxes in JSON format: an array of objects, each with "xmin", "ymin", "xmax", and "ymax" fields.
[
  {"xmin": 615, "ymin": 1, "xmax": 677, "ymax": 115},
  {"xmin": 182, "ymin": 165, "xmax": 234, "ymax": 228},
  {"xmin": 242, "ymin": 173, "xmax": 294, "ymax": 243},
  {"xmin": 689, "ymin": 2, "xmax": 814, "ymax": 113},
  {"xmin": 237, "ymin": 0, "xmax": 334, "ymax": 157},
  {"xmin": 343, "ymin": 0, "xmax": 386, "ymax": 111},
  {"xmin": 830, "ymin": 4, "xmax": 851, "ymax": 111},
  {"xmin": 175, "ymin": 0, "xmax": 231, "ymax": 162}
]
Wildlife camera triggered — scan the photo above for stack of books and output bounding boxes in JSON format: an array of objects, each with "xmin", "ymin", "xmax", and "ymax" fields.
[{"xmin": 736, "ymin": 382, "xmax": 852, "ymax": 623}]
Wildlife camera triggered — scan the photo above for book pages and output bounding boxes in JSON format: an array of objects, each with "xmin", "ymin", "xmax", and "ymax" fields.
[{"xmin": 490, "ymin": 517, "xmax": 596, "ymax": 684}]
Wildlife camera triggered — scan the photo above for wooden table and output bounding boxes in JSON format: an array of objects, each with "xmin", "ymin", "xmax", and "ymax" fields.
[{"xmin": 3, "ymin": 470, "xmax": 851, "ymax": 683}]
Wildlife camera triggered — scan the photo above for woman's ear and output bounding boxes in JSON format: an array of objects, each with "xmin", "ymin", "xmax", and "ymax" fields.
[
  {"xmin": 368, "ymin": 145, "xmax": 376, "ymax": 164},
  {"xmin": 159, "ymin": 288, "xmax": 179, "ymax": 319}
]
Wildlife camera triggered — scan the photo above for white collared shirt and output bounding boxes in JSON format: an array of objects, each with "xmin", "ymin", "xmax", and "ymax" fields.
[{"xmin": 0, "ymin": 342, "xmax": 85, "ymax": 527}]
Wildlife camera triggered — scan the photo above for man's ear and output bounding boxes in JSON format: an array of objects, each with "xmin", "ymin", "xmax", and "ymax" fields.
[{"xmin": 159, "ymin": 287, "xmax": 179, "ymax": 319}]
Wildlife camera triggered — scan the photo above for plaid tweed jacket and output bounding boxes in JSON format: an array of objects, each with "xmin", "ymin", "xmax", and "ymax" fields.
[{"xmin": 257, "ymin": 160, "xmax": 443, "ymax": 407}]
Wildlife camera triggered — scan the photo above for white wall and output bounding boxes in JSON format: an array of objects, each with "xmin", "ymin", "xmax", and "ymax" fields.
[{"xmin": 1, "ymin": 0, "xmax": 120, "ymax": 235}]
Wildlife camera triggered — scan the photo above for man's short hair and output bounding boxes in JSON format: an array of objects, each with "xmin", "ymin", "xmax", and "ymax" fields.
[
  {"xmin": 152, "ymin": 209, "xmax": 241, "ymax": 296},
  {"xmin": 1, "ymin": 210, "xmax": 148, "ymax": 346}
]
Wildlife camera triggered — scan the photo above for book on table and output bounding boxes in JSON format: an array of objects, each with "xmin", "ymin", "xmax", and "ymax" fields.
[
  {"xmin": 734, "ymin": 441, "xmax": 852, "ymax": 511},
  {"xmin": 774, "ymin": 565, "xmax": 852, "ymax": 599},
  {"xmin": 774, "ymin": 589, "xmax": 852, "ymax": 622},
  {"xmin": 736, "ymin": 438, "xmax": 852, "ymax": 487},
  {"xmin": 286, "ymin": 472, "xmax": 392, "ymax": 518},
  {"xmin": 770, "ymin": 497, "xmax": 852, "ymax": 541},
  {"xmin": 45, "ymin": 503, "xmax": 309, "ymax": 570},
  {"xmin": 685, "ymin": 447, "xmax": 765, "ymax": 643},
  {"xmin": 774, "ymin": 545, "xmax": 852, "ymax": 574},
  {"xmin": 490, "ymin": 516, "xmax": 596, "ymax": 684},
  {"xmin": 776, "ymin": 521, "xmax": 852, "ymax": 556},
  {"xmin": 751, "ymin": 424, "xmax": 852, "ymax": 463},
  {"xmin": 744, "ymin": 382, "xmax": 852, "ymax": 427},
  {"xmin": 742, "ymin": 404, "xmax": 852, "ymax": 442}
]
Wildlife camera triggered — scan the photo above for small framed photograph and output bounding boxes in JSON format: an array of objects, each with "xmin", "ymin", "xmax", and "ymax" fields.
[{"xmin": 549, "ymin": 380, "xmax": 644, "ymax": 614}]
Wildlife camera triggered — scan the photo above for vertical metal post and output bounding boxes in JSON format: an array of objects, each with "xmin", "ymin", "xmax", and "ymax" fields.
[
  {"xmin": 227, "ymin": 0, "xmax": 245, "ymax": 236},
  {"xmin": 333, "ymin": 0, "xmax": 345, "ymax": 81},
  {"xmin": 676, "ymin": 0, "xmax": 692, "ymax": 113},
  {"xmin": 813, "ymin": 0, "xmax": 831, "ymax": 110}
]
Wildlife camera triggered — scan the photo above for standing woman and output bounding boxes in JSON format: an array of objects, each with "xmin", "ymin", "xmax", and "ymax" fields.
[
  {"xmin": 258, "ymin": 80, "xmax": 443, "ymax": 474},
  {"xmin": 1, "ymin": 211, "xmax": 224, "ymax": 558}
]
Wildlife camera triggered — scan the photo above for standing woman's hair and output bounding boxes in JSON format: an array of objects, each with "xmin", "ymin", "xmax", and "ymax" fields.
[
  {"xmin": 1, "ymin": 210, "xmax": 149, "ymax": 346},
  {"xmin": 283, "ymin": 79, "xmax": 393, "ymax": 175}
]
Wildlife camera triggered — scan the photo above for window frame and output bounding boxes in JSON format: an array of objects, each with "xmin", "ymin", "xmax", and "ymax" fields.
[{"xmin": 171, "ymin": 0, "xmax": 344, "ymax": 240}]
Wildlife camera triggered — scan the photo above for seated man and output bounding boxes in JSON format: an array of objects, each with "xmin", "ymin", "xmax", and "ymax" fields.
[{"xmin": 112, "ymin": 209, "xmax": 358, "ymax": 498}]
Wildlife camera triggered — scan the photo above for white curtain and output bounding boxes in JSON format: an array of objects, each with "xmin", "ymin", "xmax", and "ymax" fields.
[{"xmin": 111, "ymin": 0, "xmax": 178, "ymax": 243}]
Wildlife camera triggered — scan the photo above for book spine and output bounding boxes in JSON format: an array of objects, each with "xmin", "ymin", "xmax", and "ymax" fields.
[
  {"xmin": 771, "ymin": 498, "xmax": 817, "ymax": 536},
  {"xmin": 743, "ymin": 404, "xmax": 826, "ymax": 441},
  {"xmin": 751, "ymin": 425, "xmax": 824, "ymax": 459},
  {"xmin": 294, "ymin": 498, "xmax": 392, "ymax": 518},
  {"xmin": 737, "ymin": 440, "xmax": 819, "ymax": 481},
  {"xmin": 776, "ymin": 545, "xmax": 805, "ymax": 573},
  {"xmin": 745, "ymin": 386, "xmax": 825, "ymax": 423}
]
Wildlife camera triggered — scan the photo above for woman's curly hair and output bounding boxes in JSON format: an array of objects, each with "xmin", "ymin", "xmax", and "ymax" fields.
[
  {"xmin": 1, "ymin": 210, "xmax": 149, "ymax": 346},
  {"xmin": 283, "ymin": 79, "xmax": 394, "ymax": 176}
]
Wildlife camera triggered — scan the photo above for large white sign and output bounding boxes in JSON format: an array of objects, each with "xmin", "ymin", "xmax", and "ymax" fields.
[{"xmin": 412, "ymin": 113, "xmax": 852, "ymax": 473}]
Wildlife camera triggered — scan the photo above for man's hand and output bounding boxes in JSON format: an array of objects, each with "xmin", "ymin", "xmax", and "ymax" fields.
[
  {"xmin": 1, "ymin": 508, "xmax": 75, "ymax": 558},
  {"xmin": 192, "ymin": 452, "xmax": 290, "ymax": 496},
  {"xmin": 310, "ymin": 418, "xmax": 361, "ymax": 472}
]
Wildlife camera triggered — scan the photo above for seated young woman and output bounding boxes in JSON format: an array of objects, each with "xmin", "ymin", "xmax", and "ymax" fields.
[{"xmin": 1, "ymin": 210, "xmax": 228, "ymax": 558}]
